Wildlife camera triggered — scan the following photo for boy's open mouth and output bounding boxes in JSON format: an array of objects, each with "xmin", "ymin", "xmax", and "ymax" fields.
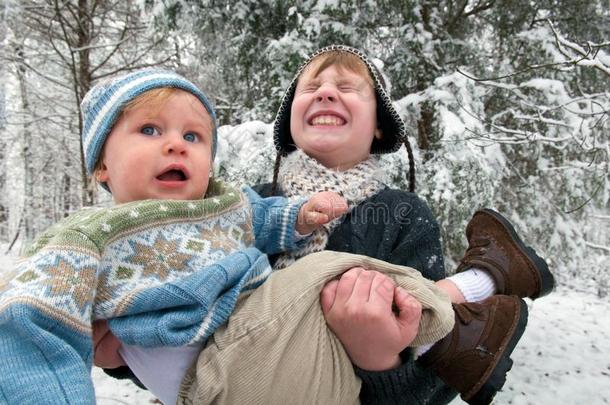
[
  {"xmin": 156, "ymin": 167, "xmax": 189, "ymax": 182},
  {"xmin": 308, "ymin": 114, "xmax": 346, "ymax": 126}
]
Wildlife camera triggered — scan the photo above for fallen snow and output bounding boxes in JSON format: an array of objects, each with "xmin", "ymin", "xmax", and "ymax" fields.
[{"xmin": 489, "ymin": 288, "xmax": 610, "ymax": 404}]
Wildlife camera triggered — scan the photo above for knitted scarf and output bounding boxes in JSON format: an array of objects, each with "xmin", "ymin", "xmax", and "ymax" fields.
[{"xmin": 274, "ymin": 149, "xmax": 385, "ymax": 269}]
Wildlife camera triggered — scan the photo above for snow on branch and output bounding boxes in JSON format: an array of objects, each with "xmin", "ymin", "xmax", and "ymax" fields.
[
  {"xmin": 547, "ymin": 19, "xmax": 610, "ymax": 78},
  {"xmin": 585, "ymin": 241, "xmax": 610, "ymax": 253},
  {"xmin": 456, "ymin": 20, "xmax": 610, "ymax": 82}
]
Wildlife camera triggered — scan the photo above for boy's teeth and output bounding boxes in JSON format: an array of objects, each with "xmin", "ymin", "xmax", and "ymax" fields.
[{"xmin": 311, "ymin": 115, "xmax": 345, "ymax": 125}]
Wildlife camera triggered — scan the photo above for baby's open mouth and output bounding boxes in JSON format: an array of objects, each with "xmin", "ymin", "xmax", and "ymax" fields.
[{"xmin": 157, "ymin": 169, "xmax": 187, "ymax": 181}]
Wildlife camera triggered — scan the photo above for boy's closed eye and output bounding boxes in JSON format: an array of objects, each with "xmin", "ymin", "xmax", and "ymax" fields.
[
  {"xmin": 298, "ymin": 80, "xmax": 321, "ymax": 93},
  {"xmin": 298, "ymin": 78, "xmax": 365, "ymax": 94},
  {"xmin": 336, "ymin": 79, "xmax": 368, "ymax": 93},
  {"xmin": 337, "ymin": 83, "xmax": 357, "ymax": 92}
]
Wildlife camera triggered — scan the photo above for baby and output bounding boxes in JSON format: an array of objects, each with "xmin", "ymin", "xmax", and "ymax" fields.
[{"xmin": 0, "ymin": 68, "xmax": 348, "ymax": 404}]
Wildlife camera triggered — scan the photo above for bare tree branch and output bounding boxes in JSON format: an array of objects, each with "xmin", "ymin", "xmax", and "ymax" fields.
[{"xmin": 547, "ymin": 19, "xmax": 610, "ymax": 77}]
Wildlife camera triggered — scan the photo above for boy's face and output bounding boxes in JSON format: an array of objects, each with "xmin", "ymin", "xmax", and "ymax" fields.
[
  {"xmin": 97, "ymin": 91, "xmax": 213, "ymax": 203},
  {"xmin": 290, "ymin": 63, "xmax": 379, "ymax": 170}
]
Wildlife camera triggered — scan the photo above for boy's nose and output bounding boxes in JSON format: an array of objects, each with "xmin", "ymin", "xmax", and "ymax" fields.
[{"xmin": 315, "ymin": 83, "xmax": 337, "ymax": 103}]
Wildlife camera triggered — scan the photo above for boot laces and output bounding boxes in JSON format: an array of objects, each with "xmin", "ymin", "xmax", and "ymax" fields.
[{"xmin": 457, "ymin": 237, "xmax": 490, "ymax": 270}]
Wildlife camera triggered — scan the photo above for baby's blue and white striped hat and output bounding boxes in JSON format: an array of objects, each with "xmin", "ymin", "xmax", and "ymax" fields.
[{"xmin": 81, "ymin": 69, "xmax": 217, "ymax": 175}]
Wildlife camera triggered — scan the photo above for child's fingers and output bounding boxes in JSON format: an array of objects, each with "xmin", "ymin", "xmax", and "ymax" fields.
[
  {"xmin": 321, "ymin": 194, "xmax": 348, "ymax": 218},
  {"xmin": 320, "ymin": 279, "xmax": 340, "ymax": 315},
  {"xmin": 309, "ymin": 192, "xmax": 348, "ymax": 219},
  {"xmin": 394, "ymin": 287, "xmax": 422, "ymax": 327},
  {"xmin": 369, "ymin": 273, "xmax": 397, "ymax": 308},
  {"xmin": 350, "ymin": 269, "xmax": 376, "ymax": 301},
  {"xmin": 304, "ymin": 210, "xmax": 330, "ymax": 225},
  {"xmin": 333, "ymin": 267, "xmax": 364, "ymax": 304}
]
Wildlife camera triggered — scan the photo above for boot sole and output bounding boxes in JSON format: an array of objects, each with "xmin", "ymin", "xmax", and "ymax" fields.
[
  {"xmin": 467, "ymin": 298, "xmax": 529, "ymax": 405},
  {"xmin": 479, "ymin": 209, "xmax": 555, "ymax": 299}
]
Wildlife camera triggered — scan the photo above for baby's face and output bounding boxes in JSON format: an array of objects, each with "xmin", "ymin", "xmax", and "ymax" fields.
[
  {"xmin": 97, "ymin": 90, "xmax": 213, "ymax": 203},
  {"xmin": 290, "ymin": 62, "xmax": 379, "ymax": 170}
]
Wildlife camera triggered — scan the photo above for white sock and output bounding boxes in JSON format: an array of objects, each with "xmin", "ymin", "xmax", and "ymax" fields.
[
  {"xmin": 414, "ymin": 343, "xmax": 434, "ymax": 358},
  {"xmin": 415, "ymin": 268, "xmax": 497, "ymax": 358},
  {"xmin": 447, "ymin": 267, "xmax": 497, "ymax": 303}
]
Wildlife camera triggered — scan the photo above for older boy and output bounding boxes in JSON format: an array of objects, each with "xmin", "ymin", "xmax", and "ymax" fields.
[{"xmin": 258, "ymin": 45, "xmax": 555, "ymax": 404}]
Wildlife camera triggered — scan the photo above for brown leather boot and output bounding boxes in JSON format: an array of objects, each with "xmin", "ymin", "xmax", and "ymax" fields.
[
  {"xmin": 418, "ymin": 295, "xmax": 528, "ymax": 405},
  {"xmin": 457, "ymin": 208, "xmax": 555, "ymax": 299}
]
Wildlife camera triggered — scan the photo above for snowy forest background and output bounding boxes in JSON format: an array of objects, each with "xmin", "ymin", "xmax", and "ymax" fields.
[
  {"xmin": 0, "ymin": 0, "xmax": 608, "ymax": 295},
  {"xmin": 0, "ymin": 1, "xmax": 609, "ymax": 403}
]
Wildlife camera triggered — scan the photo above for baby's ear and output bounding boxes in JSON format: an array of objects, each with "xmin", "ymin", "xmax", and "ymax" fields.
[
  {"xmin": 94, "ymin": 163, "xmax": 110, "ymax": 183},
  {"xmin": 374, "ymin": 128, "xmax": 383, "ymax": 140}
]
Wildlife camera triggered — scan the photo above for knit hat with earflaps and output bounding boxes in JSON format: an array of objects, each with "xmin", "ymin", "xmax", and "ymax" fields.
[
  {"xmin": 273, "ymin": 45, "xmax": 407, "ymax": 156},
  {"xmin": 272, "ymin": 45, "xmax": 415, "ymax": 192},
  {"xmin": 81, "ymin": 68, "xmax": 217, "ymax": 176}
]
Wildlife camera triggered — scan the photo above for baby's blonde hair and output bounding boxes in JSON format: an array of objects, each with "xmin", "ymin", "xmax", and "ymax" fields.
[
  {"xmin": 123, "ymin": 87, "xmax": 179, "ymax": 115},
  {"xmin": 92, "ymin": 88, "xmax": 211, "ymax": 178}
]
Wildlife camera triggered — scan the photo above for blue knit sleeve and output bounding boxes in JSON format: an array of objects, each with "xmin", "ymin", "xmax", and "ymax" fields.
[
  {"xmin": 108, "ymin": 247, "xmax": 270, "ymax": 347},
  {"xmin": 0, "ymin": 232, "xmax": 100, "ymax": 404},
  {"xmin": 242, "ymin": 186, "xmax": 306, "ymax": 254}
]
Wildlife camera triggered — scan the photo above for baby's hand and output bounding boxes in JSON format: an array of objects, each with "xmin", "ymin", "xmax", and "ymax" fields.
[
  {"xmin": 296, "ymin": 191, "xmax": 348, "ymax": 235},
  {"xmin": 92, "ymin": 320, "xmax": 126, "ymax": 369},
  {"xmin": 320, "ymin": 267, "xmax": 422, "ymax": 371}
]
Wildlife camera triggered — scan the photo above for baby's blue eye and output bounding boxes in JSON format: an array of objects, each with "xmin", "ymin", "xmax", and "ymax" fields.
[
  {"xmin": 141, "ymin": 126, "xmax": 160, "ymax": 136},
  {"xmin": 183, "ymin": 132, "xmax": 198, "ymax": 143}
]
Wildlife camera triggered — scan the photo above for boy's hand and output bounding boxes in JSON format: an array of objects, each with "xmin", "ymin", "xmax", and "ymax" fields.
[
  {"xmin": 296, "ymin": 191, "xmax": 348, "ymax": 235},
  {"xmin": 320, "ymin": 267, "xmax": 422, "ymax": 371},
  {"xmin": 92, "ymin": 320, "xmax": 126, "ymax": 369}
]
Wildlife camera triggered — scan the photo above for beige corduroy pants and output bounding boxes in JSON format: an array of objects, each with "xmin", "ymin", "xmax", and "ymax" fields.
[{"xmin": 178, "ymin": 250, "xmax": 454, "ymax": 405}]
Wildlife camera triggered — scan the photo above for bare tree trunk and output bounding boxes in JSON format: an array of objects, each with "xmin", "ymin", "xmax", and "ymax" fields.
[
  {"xmin": 417, "ymin": 101, "xmax": 436, "ymax": 162},
  {"xmin": 5, "ymin": 216, "xmax": 23, "ymax": 254},
  {"xmin": 76, "ymin": 0, "xmax": 96, "ymax": 206},
  {"xmin": 15, "ymin": 45, "xmax": 35, "ymax": 244},
  {"xmin": 4, "ymin": 0, "xmax": 179, "ymax": 222}
]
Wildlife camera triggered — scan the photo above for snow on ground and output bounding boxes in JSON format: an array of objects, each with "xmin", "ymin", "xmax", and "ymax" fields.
[
  {"xmin": 479, "ymin": 288, "xmax": 610, "ymax": 405},
  {"xmin": 93, "ymin": 367, "xmax": 156, "ymax": 404},
  {"xmin": 2, "ymin": 248, "xmax": 609, "ymax": 404}
]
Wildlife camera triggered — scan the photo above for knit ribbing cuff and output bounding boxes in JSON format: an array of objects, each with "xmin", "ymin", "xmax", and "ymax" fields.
[
  {"xmin": 354, "ymin": 349, "xmax": 417, "ymax": 400},
  {"xmin": 355, "ymin": 351, "xmax": 459, "ymax": 404},
  {"xmin": 278, "ymin": 198, "xmax": 307, "ymax": 251}
]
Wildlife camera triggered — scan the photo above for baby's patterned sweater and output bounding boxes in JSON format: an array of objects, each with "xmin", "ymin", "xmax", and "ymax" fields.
[{"xmin": 0, "ymin": 181, "xmax": 304, "ymax": 404}]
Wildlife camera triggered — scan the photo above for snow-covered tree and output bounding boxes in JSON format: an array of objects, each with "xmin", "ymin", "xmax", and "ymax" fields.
[
  {"xmin": 1, "ymin": 0, "xmax": 607, "ymax": 291},
  {"xmin": 1, "ymin": 0, "xmax": 179, "ymax": 246}
]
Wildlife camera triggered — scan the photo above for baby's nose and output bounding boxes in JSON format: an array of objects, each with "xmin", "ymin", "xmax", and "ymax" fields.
[{"xmin": 163, "ymin": 132, "xmax": 188, "ymax": 155}]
